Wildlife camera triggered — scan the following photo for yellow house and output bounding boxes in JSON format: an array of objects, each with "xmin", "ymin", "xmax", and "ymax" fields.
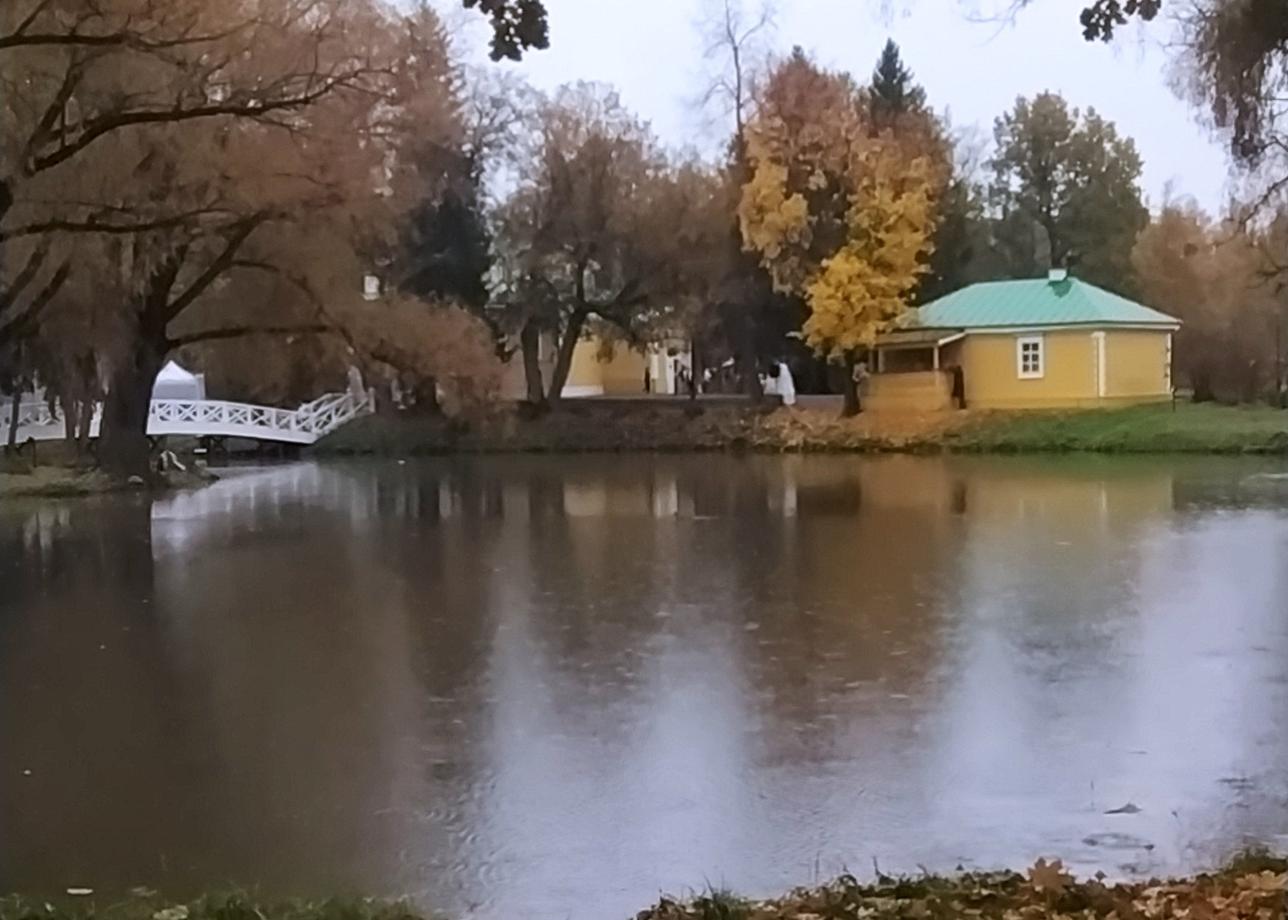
[
  {"xmin": 868, "ymin": 271, "xmax": 1181, "ymax": 411},
  {"xmin": 500, "ymin": 334, "xmax": 689, "ymax": 400}
]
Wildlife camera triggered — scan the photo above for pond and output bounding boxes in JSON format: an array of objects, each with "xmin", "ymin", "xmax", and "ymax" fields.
[{"xmin": 2, "ymin": 454, "xmax": 1288, "ymax": 919}]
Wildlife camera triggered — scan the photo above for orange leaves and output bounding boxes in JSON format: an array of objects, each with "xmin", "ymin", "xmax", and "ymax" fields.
[
  {"xmin": 1027, "ymin": 858, "xmax": 1075, "ymax": 896},
  {"xmin": 737, "ymin": 50, "xmax": 937, "ymax": 361}
]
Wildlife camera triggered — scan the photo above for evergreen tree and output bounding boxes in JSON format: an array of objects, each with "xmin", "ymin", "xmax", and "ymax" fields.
[
  {"xmin": 869, "ymin": 39, "xmax": 927, "ymax": 131},
  {"xmin": 399, "ymin": 150, "xmax": 492, "ymax": 312}
]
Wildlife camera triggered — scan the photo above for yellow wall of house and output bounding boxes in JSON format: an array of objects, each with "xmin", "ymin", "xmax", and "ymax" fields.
[
  {"xmin": 961, "ymin": 328, "xmax": 1173, "ymax": 410},
  {"xmin": 598, "ymin": 346, "xmax": 649, "ymax": 394},
  {"xmin": 565, "ymin": 340, "xmax": 604, "ymax": 391},
  {"xmin": 564, "ymin": 338, "xmax": 649, "ymax": 395},
  {"xmin": 1105, "ymin": 329, "xmax": 1171, "ymax": 398}
]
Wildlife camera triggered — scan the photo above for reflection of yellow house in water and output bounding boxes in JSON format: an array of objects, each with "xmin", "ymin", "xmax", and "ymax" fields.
[
  {"xmin": 501, "ymin": 333, "xmax": 691, "ymax": 399},
  {"xmin": 868, "ymin": 271, "xmax": 1181, "ymax": 412}
]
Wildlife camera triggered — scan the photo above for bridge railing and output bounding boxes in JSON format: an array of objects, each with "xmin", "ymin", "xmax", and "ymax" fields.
[{"xmin": 8, "ymin": 390, "xmax": 371, "ymax": 445}]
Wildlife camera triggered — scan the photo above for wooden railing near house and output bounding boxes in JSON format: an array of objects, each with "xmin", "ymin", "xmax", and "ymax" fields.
[{"xmin": 863, "ymin": 369, "xmax": 956, "ymax": 413}]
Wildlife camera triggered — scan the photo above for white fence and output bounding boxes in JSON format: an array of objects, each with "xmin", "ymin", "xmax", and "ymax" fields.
[{"xmin": 7, "ymin": 391, "xmax": 372, "ymax": 446}]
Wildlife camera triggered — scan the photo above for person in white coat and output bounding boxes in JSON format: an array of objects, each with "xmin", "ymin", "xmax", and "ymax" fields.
[{"xmin": 776, "ymin": 361, "xmax": 797, "ymax": 406}]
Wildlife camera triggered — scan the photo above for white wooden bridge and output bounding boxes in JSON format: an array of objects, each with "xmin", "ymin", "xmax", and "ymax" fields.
[{"xmin": 10, "ymin": 391, "xmax": 373, "ymax": 446}]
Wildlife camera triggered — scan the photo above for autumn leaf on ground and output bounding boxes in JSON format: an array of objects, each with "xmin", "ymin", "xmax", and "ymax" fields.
[
  {"xmin": 1028, "ymin": 858, "xmax": 1074, "ymax": 895},
  {"xmin": 1236, "ymin": 871, "xmax": 1286, "ymax": 891}
]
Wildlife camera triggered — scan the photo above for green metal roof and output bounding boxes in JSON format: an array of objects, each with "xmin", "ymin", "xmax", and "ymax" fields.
[{"xmin": 910, "ymin": 277, "xmax": 1180, "ymax": 330}]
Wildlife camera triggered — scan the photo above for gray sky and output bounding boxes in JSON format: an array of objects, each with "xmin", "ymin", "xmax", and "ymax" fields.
[{"xmin": 448, "ymin": 0, "xmax": 1235, "ymax": 212}]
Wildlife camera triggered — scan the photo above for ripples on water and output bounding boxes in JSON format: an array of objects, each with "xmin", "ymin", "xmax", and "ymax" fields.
[{"xmin": 3, "ymin": 454, "xmax": 1288, "ymax": 920}]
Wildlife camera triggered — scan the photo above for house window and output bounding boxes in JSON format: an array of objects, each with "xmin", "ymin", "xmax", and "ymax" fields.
[{"xmin": 1017, "ymin": 335, "xmax": 1044, "ymax": 379}]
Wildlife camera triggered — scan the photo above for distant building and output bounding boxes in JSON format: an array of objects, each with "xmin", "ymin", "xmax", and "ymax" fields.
[
  {"xmin": 151, "ymin": 360, "xmax": 207, "ymax": 401},
  {"xmin": 867, "ymin": 271, "xmax": 1181, "ymax": 412},
  {"xmin": 500, "ymin": 334, "xmax": 691, "ymax": 400}
]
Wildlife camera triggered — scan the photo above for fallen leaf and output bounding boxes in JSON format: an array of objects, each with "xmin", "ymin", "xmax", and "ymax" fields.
[{"xmin": 1028, "ymin": 858, "xmax": 1073, "ymax": 895}]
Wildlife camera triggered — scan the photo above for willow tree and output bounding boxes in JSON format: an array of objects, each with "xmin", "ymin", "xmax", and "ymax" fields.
[
  {"xmin": 0, "ymin": 0, "xmax": 479, "ymax": 475},
  {"xmin": 739, "ymin": 49, "xmax": 938, "ymax": 415}
]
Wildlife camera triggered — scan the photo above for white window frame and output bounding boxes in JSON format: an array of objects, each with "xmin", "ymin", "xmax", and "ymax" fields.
[{"xmin": 1016, "ymin": 335, "xmax": 1045, "ymax": 380}]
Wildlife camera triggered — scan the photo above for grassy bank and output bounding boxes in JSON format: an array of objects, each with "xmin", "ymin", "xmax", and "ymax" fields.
[
  {"xmin": 945, "ymin": 403, "xmax": 1288, "ymax": 454},
  {"xmin": 314, "ymin": 401, "xmax": 1288, "ymax": 457},
  {"xmin": 5, "ymin": 855, "xmax": 1284, "ymax": 920},
  {"xmin": 0, "ymin": 467, "xmax": 124, "ymax": 498},
  {"xmin": 314, "ymin": 400, "xmax": 965, "ymax": 455},
  {"xmin": 0, "ymin": 464, "xmax": 218, "ymax": 499}
]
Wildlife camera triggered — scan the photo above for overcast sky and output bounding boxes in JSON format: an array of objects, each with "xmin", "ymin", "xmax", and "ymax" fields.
[{"xmin": 444, "ymin": 0, "xmax": 1236, "ymax": 212}]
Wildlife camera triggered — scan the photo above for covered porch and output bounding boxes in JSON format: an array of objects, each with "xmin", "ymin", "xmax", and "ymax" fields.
[{"xmin": 865, "ymin": 328, "xmax": 966, "ymax": 413}]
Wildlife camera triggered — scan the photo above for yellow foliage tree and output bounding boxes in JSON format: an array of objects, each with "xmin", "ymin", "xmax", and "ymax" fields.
[
  {"xmin": 802, "ymin": 146, "xmax": 937, "ymax": 360},
  {"xmin": 739, "ymin": 50, "xmax": 938, "ymax": 415}
]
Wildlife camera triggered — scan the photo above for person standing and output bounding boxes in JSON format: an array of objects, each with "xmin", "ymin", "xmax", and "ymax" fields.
[{"xmin": 776, "ymin": 361, "xmax": 797, "ymax": 407}]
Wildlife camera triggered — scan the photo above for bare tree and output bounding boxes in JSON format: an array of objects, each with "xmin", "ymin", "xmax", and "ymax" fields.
[{"xmin": 695, "ymin": 0, "xmax": 777, "ymax": 150}]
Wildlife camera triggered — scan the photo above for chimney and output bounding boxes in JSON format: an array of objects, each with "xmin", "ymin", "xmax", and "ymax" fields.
[{"xmin": 1048, "ymin": 268, "xmax": 1069, "ymax": 283}]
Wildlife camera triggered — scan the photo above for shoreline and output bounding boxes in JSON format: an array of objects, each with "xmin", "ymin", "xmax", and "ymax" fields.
[
  {"xmin": 3, "ymin": 854, "xmax": 1283, "ymax": 920},
  {"xmin": 5, "ymin": 401, "xmax": 1286, "ymax": 501},
  {"xmin": 0, "ymin": 466, "xmax": 217, "ymax": 500},
  {"xmin": 313, "ymin": 401, "xmax": 1288, "ymax": 458}
]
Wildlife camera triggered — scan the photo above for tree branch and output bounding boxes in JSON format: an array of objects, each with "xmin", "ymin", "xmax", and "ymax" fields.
[
  {"xmin": 0, "ymin": 241, "xmax": 50, "ymax": 320},
  {"xmin": 169, "ymin": 323, "xmax": 333, "ymax": 348},
  {"xmin": 160, "ymin": 214, "xmax": 268, "ymax": 325},
  {"xmin": 0, "ymin": 258, "xmax": 70, "ymax": 348},
  {"xmin": 0, "ymin": 12, "xmax": 252, "ymax": 52},
  {"xmin": 0, "ymin": 208, "xmax": 233, "ymax": 242},
  {"xmin": 25, "ymin": 66, "xmax": 385, "ymax": 176}
]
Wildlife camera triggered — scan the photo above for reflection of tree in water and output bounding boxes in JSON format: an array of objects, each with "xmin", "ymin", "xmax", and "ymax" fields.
[
  {"xmin": 706, "ymin": 457, "xmax": 963, "ymax": 770},
  {"xmin": 514, "ymin": 457, "xmax": 670, "ymax": 701},
  {"xmin": 151, "ymin": 474, "xmax": 496, "ymax": 899},
  {"xmin": 0, "ymin": 497, "xmax": 222, "ymax": 894}
]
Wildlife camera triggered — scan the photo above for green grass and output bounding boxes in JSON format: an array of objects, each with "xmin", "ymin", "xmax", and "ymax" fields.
[{"xmin": 946, "ymin": 403, "xmax": 1288, "ymax": 454}]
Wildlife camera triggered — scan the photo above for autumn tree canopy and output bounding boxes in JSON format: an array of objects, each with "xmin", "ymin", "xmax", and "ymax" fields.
[
  {"xmin": 1133, "ymin": 200, "xmax": 1288, "ymax": 403},
  {"xmin": 0, "ymin": 0, "xmax": 504, "ymax": 473},
  {"xmin": 740, "ymin": 49, "xmax": 938, "ymax": 414},
  {"xmin": 495, "ymin": 83, "xmax": 711, "ymax": 407}
]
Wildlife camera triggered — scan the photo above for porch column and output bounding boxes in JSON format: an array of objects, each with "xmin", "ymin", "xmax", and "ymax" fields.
[{"xmin": 933, "ymin": 346, "xmax": 941, "ymax": 370}]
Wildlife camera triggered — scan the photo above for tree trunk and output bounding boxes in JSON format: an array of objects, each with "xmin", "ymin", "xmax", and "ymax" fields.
[
  {"xmin": 545, "ymin": 308, "xmax": 589, "ymax": 408},
  {"xmin": 100, "ymin": 333, "xmax": 166, "ymax": 479},
  {"xmin": 411, "ymin": 374, "xmax": 442, "ymax": 416},
  {"xmin": 6, "ymin": 388, "xmax": 20, "ymax": 451},
  {"xmin": 1191, "ymin": 366, "xmax": 1215, "ymax": 403},
  {"xmin": 76, "ymin": 397, "xmax": 95, "ymax": 456},
  {"xmin": 520, "ymin": 320, "xmax": 546, "ymax": 407},
  {"xmin": 689, "ymin": 340, "xmax": 702, "ymax": 401},
  {"xmin": 841, "ymin": 352, "xmax": 861, "ymax": 417},
  {"xmin": 62, "ymin": 392, "xmax": 77, "ymax": 446},
  {"xmin": 735, "ymin": 308, "xmax": 763, "ymax": 402}
]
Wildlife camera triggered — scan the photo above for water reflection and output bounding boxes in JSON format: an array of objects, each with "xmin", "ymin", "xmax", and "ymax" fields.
[{"xmin": 2, "ymin": 455, "xmax": 1288, "ymax": 919}]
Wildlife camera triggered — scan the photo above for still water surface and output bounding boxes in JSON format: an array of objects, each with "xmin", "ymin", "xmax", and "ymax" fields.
[{"xmin": 3, "ymin": 455, "xmax": 1288, "ymax": 918}]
